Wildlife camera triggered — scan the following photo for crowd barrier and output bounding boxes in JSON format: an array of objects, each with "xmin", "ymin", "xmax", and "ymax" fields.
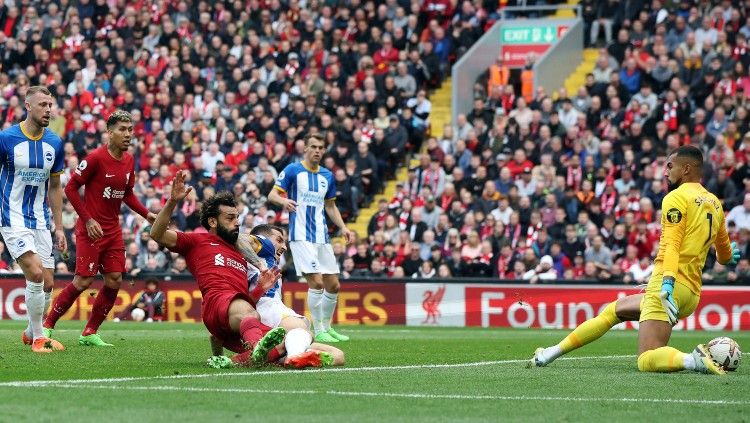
[{"xmin": 1, "ymin": 277, "xmax": 748, "ymax": 330}]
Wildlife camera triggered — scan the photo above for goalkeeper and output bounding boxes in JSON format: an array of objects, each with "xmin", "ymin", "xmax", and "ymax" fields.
[{"xmin": 530, "ymin": 146, "xmax": 740, "ymax": 375}]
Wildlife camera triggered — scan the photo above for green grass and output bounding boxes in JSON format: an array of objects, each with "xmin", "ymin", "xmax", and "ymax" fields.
[{"xmin": 0, "ymin": 321, "xmax": 748, "ymax": 422}]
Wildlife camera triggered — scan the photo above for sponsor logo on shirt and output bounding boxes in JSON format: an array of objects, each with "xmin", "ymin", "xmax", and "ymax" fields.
[
  {"xmin": 103, "ymin": 186, "xmax": 126, "ymax": 199},
  {"xmin": 214, "ymin": 252, "xmax": 247, "ymax": 272},
  {"xmin": 75, "ymin": 160, "xmax": 87, "ymax": 176},
  {"xmin": 18, "ymin": 169, "xmax": 47, "ymax": 183}
]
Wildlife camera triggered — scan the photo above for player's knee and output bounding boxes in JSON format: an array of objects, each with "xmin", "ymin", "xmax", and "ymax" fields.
[
  {"xmin": 331, "ymin": 348, "xmax": 345, "ymax": 366},
  {"xmin": 27, "ymin": 268, "xmax": 44, "ymax": 283},
  {"xmin": 73, "ymin": 277, "xmax": 94, "ymax": 290},
  {"xmin": 104, "ymin": 273, "xmax": 123, "ymax": 289}
]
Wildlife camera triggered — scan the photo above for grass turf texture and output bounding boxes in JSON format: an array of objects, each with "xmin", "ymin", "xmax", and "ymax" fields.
[{"xmin": 0, "ymin": 321, "xmax": 747, "ymax": 422}]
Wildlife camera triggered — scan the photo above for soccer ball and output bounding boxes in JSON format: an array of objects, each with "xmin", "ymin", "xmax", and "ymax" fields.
[
  {"xmin": 707, "ymin": 337, "xmax": 742, "ymax": 371},
  {"xmin": 131, "ymin": 308, "xmax": 147, "ymax": 322}
]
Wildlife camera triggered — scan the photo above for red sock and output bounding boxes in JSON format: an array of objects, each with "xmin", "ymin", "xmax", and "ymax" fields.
[
  {"xmin": 239, "ymin": 316, "xmax": 263, "ymax": 347},
  {"xmin": 82, "ymin": 286, "xmax": 118, "ymax": 336},
  {"xmin": 44, "ymin": 283, "xmax": 83, "ymax": 329}
]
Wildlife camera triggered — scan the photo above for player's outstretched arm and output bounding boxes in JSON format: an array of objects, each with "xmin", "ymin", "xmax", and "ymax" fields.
[
  {"xmin": 325, "ymin": 198, "xmax": 354, "ymax": 244},
  {"xmin": 150, "ymin": 171, "xmax": 192, "ymax": 249},
  {"xmin": 236, "ymin": 233, "xmax": 267, "ymax": 271}
]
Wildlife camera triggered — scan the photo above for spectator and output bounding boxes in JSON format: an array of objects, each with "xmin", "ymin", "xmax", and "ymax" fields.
[
  {"xmin": 585, "ymin": 235, "xmax": 614, "ymax": 271},
  {"xmin": 522, "ymin": 255, "xmax": 558, "ymax": 283}
]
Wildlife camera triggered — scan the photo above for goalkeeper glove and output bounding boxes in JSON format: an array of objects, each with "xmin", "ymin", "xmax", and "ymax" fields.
[
  {"xmin": 660, "ymin": 276, "xmax": 678, "ymax": 326},
  {"xmin": 727, "ymin": 241, "xmax": 741, "ymax": 266}
]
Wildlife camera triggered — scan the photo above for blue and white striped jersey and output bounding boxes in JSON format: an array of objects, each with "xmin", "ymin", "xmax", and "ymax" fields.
[
  {"xmin": 247, "ymin": 234, "xmax": 282, "ymax": 301},
  {"xmin": 0, "ymin": 124, "xmax": 64, "ymax": 229},
  {"xmin": 274, "ymin": 161, "xmax": 336, "ymax": 244}
]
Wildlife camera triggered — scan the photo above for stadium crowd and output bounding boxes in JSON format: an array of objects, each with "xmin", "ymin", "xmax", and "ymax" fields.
[{"xmin": 0, "ymin": 0, "xmax": 747, "ymax": 285}]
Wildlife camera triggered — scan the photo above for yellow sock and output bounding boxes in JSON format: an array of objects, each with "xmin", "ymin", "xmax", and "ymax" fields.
[
  {"xmin": 559, "ymin": 301, "xmax": 621, "ymax": 354},
  {"xmin": 637, "ymin": 347, "xmax": 687, "ymax": 372}
]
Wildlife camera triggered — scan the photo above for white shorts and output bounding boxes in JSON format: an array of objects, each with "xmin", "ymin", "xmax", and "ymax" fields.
[
  {"xmin": 256, "ymin": 297, "xmax": 306, "ymax": 328},
  {"xmin": 289, "ymin": 241, "xmax": 340, "ymax": 276},
  {"xmin": 0, "ymin": 227, "xmax": 54, "ymax": 269}
]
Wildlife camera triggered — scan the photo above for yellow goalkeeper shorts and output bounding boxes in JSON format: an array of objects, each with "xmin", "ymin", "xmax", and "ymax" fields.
[{"xmin": 639, "ymin": 276, "xmax": 700, "ymax": 323}]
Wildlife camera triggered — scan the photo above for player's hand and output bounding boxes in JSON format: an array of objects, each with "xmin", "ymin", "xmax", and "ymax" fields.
[
  {"xmin": 283, "ymin": 198, "xmax": 297, "ymax": 213},
  {"xmin": 171, "ymin": 170, "xmax": 193, "ymax": 201},
  {"xmin": 728, "ymin": 241, "xmax": 741, "ymax": 265},
  {"xmin": 85, "ymin": 219, "xmax": 104, "ymax": 241},
  {"xmin": 341, "ymin": 227, "xmax": 355, "ymax": 245},
  {"xmin": 146, "ymin": 212, "xmax": 158, "ymax": 224},
  {"xmin": 659, "ymin": 276, "xmax": 679, "ymax": 325},
  {"xmin": 54, "ymin": 228, "xmax": 67, "ymax": 252},
  {"xmin": 257, "ymin": 267, "xmax": 281, "ymax": 292}
]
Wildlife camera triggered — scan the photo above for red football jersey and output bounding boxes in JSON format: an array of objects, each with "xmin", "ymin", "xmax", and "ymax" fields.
[
  {"xmin": 69, "ymin": 146, "xmax": 137, "ymax": 232},
  {"xmin": 171, "ymin": 232, "xmax": 250, "ymax": 301}
]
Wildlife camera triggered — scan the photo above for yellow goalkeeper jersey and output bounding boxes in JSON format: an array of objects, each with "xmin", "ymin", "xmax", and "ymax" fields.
[{"xmin": 652, "ymin": 182, "xmax": 733, "ymax": 295}]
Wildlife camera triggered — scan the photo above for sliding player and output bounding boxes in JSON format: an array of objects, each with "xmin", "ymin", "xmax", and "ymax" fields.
[
  {"xmin": 1, "ymin": 86, "xmax": 66, "ymax": 353},
  {"xmin": 208, "ymin": 224, "xmax": 345, "ymax": 368},
  {"xmin": 150, "ymin": 173, "xmax": 285, "ymax": 364},
  {"xmin": 530, "ymin": 146, "xmax": 740, "ymax": 375},
  {"xmin": 42, "ymin": 110, "xmax": 156, "ymax": 346}
]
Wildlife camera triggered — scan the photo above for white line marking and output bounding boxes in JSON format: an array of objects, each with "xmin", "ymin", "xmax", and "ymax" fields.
[
  {"xmin": 0, "ymin": 355, "xmax": 634, "ymax": 387},
  {"xmin": 20, "ymin": 383, "xmax": 750, "ymax": 406}
]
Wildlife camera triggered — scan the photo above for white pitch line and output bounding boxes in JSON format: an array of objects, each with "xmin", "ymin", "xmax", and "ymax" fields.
[
  {"xmin": 0, "ymin": 355, "xmax": 634, "ymax": 387},
  {"xmin": 19, "ymin": 383, "xmax": 750, "ymax": 406}
]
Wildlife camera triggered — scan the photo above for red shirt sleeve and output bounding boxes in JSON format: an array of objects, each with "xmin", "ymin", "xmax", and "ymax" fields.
[
  {"xmin": 170, "ymin": 231, "xmax": 198, "ymax": 256},
  {"xmin": 64, "ymin": 152, "xmax": 100, "ymax": 222}
]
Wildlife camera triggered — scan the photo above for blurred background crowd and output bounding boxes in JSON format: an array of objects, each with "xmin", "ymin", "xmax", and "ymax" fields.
[{"xmin": 0, "ymin": 0, "xmax": 748, "ymax": 285}]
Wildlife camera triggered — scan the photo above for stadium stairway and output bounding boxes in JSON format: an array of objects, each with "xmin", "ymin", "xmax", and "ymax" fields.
[
  {"xmin": 554, "ymin": 0, "xmax": 579, "ymax": 18},
  {"xmin": 562, "ymin": 48, "xmax": 598, "ymax": 96},
  {"xmin": 348, "ymin": 77, "xmax": 453, "ymax": 239}
]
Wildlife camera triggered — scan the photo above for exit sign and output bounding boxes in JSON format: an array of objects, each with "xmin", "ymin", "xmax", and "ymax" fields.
[{"xmin": 501, "ymin": 25, "xmax": 569, "ymax": 45}]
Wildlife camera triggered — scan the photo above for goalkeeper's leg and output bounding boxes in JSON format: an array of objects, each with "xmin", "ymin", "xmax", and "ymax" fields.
[
  {"xmin": 636, "ymin": 290, "xmax": 724, "ymax": 375},
  {"xmin": 529, "ymin": 294, "xmax": 642, "ymax": 367}
]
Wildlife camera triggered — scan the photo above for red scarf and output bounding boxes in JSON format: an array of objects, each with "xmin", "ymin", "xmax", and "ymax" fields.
[
  {"xmin": 663, "ymin": 101, "xmax": 678, "ymax": 131},
  {"xmin": 526, "ymin": 222, "xmax": 541, "ymax": 245},
  {"xmin": 398, "ymin": 211, "xmax": 410, "ymax": 231},
  {"xmin": 566, "ymin": 166, "xmax": 582, "ymax": 189},
  {"xmin": 504, "ymin": 224, "xmax": 522, "ymax": 248},
  {"xmin": 601, "ymin": 190, "xmax": 616, "ymax": 215}
]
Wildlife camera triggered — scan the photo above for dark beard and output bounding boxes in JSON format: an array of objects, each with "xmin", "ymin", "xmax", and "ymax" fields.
[
  {"xmin": 216, "ymin": 224, "xmax": 239, "ymax": 244},
  {"xmin": 666, "ymin": 178, "xmax": 681, "ymax": 192}
]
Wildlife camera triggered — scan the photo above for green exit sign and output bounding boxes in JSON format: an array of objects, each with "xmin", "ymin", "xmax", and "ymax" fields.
[{"xmin": 501, "ymin": 25, "xmax": 568, "ymax": 45}]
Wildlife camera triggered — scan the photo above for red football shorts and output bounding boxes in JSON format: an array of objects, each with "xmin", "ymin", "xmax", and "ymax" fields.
[
  {"xmin": 75, "ymin": 228, "xmax": 125, "ymax": 276},
  {"xmin": 202, "ymin": 291, "xmax": 271, "ymax": 353}
]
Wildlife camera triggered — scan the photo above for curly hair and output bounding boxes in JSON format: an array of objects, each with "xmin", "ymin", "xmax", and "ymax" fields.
[
  {"xmin": 200, "ymin": 191, "xmax": 237, "ymax": 230},
  {"xmin": 106, "ymin": 110, "xmax": 133, "ymax": 129}
]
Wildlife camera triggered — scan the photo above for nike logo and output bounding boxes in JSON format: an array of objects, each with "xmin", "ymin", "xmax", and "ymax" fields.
[
  {"xmin": 105, "ymin": 174, "xmax": 115, "ymax": 177},
  {"xmin": 209, "ymin": 243, "xmax": 220, "ymax": 246}
]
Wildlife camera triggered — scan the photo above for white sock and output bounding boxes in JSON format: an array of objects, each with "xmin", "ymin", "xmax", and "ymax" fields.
[
  {"xmin": 44, "ymin": 290, "xmax": 51, "ymax": 315},
  {"xmin": 25, "ymin": 281, "xmax": 45, "ymax": 340},
  {"xmin": 684, "ymin": 353, "xmax": 696, "ymax": 370},
  {"xmin": 540, "ymin": 345, "xmax": 563, "ymax": 364},
  {"xmin": 25, "ymin": 290, "xmax": 51, "ymax": 338},
  {"xmin": 307, "ymin": 289, "xmax": 324, "ymax": 335},
  {"xmin": 320, "ymin": 291, "xmax": 338, "ymax": 332},
  {"xmin": 285, "ymin": 328, "xmax": 313, "ymax": 357}
]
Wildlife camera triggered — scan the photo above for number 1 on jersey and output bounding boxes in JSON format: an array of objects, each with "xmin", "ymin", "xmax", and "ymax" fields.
[{"xmin": 705, "ymin": 212, "xmax": 713, "ymax": 245}]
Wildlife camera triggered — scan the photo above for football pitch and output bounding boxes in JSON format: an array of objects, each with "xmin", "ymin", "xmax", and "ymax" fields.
[{"xmin": 0, "ymin": 321, "xmax": 747, "ymax": 422}]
